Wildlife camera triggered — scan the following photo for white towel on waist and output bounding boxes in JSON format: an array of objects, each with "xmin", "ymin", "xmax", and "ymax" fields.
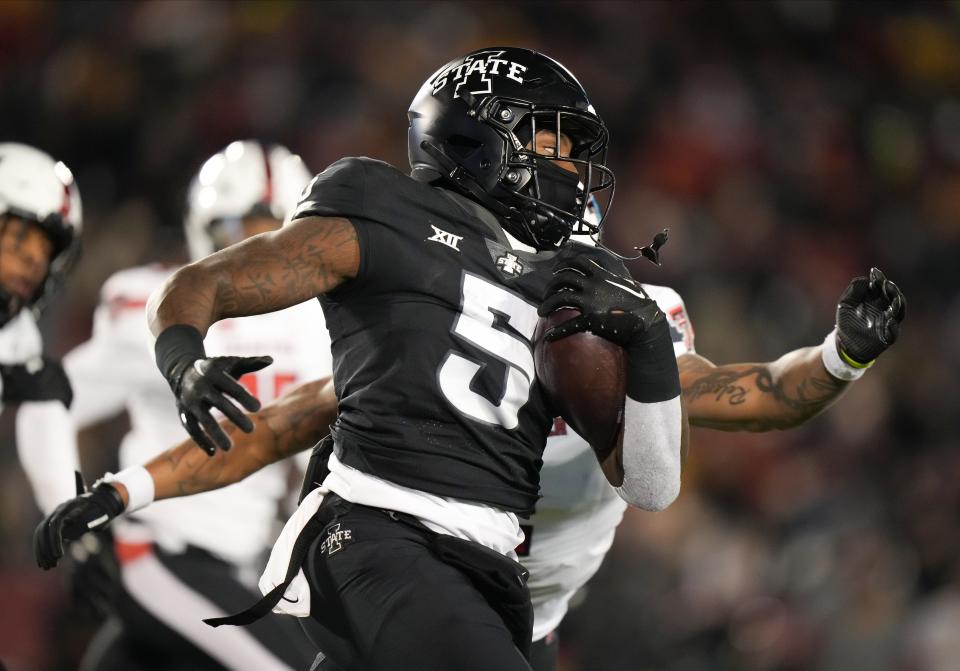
[{"xmin": 257, "ymin": 486, "xmax": 327, "ymax": 617}]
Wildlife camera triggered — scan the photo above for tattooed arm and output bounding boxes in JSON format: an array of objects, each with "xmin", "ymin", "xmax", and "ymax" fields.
[
  {"xmin": 110, "ymin": 377, "xmax": 336, "ymax": 506},
  {"xmin": 146, "ymin": 215, "xmax": 357, "ymax": 452},
  {"xmin": 35, "ymin": 377, "xmax": 337, "ymax": 569},
  {"xmin": 148, "ymin": 216, "xmax": 359, "ymax": 337},
  {"xmin": 678, "ymin": 349, "xmax": 848, "ymax": 432}
]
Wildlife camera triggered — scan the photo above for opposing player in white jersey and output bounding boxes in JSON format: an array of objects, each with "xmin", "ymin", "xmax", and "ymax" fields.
[
  {"xmin": 27, "ymin": 141, "xmax": 328, "ymax": 670},
  {"xmin": 37, "ymin": 203, "xmax": 905, "ymax": 670},
  {"xmin": 0, "ymin": 143, "xmax": 83, "ymax": 515},
  {"xmin": 519, "ymin": 201, "xmax": 905, "ymax": 668}
]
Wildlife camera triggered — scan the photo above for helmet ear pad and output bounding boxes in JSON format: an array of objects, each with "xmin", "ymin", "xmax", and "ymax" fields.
[
  {"xmin": 411, "ymin": 105, "xmax": 584, "ymax": 242},
  {"xmin": 409, "ymin": 97, "xmax": 508, "ymax": 192}
]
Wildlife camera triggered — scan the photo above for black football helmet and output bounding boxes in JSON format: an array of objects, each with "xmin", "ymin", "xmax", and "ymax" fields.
[{"xmin": 408, "ymin": 47, "xmax": 615, "ymax": 250}]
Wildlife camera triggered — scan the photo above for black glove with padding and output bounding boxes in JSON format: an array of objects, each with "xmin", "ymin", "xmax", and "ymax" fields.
[
  {"xmin": 155, "ymin": 324, "xmax": 272, "ymax": 455},
  {"xmin": 539, "ymin": 253, "xmax": 663, "ymax": 346},
  {"xmin": 35, "ymin": 472, "xmax": 125, "ymax": 571},
  {"xmin": 835, "ymin": 267, "xmax": 906, "ymax": 366},
  {"xmin": 539, "ymin": 245, "xmax": 680, "ymax": 403}
]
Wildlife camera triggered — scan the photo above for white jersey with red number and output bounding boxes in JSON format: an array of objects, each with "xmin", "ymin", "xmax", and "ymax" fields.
[
  {"xmin": 64, "ymin": 264, "xmax": 331, "ymax": 565},
  {"xmin": 524, "ymin": 283, "xmax": 695, "ymax": 641}
]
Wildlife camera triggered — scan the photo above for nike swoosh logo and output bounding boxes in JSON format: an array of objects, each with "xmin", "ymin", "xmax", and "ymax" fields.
[
  {"xmin": 604, "ymin": 279, "xmax": 647, "ymax": 300},
  {"xmin": 281, "ymin": 595, "xmax": 300, "ymax": 604}
]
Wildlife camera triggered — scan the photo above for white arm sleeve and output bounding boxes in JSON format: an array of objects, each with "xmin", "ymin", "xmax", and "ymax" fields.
[
  {"xmin": 16, "ymin": 400, "xmax": 81, "ymax": 514},
  {"xmin": 615, "ymin": 395, "xmax": 683, "ymax": 511}
]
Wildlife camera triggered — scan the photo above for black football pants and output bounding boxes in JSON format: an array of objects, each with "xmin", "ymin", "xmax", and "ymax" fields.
[{"xmin": 301, "ymin": 497, "xmax": 533, "ymax": 671}]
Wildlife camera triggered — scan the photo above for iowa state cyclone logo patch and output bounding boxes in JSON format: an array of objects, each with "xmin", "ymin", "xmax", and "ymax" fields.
[
  {"xmin": 432, "ymin": 50, "xmax": 528, "ymax": 98},
  {"xmin": 319, "ymin": 523, "xmax": 354, "ymax": 557}
]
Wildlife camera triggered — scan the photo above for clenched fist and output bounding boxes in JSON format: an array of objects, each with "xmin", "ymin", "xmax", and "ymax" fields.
[{"xmin": 835, "ymin": 268, "xmax": 906, "ymax": 366}]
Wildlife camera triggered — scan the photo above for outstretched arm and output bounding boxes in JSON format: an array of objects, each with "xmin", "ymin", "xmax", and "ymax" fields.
[
  {"xmin": 681, "ymin": 267, "xmax": 906, "ymax": 433},
  {"xmin": 35, "ymin": 376, "xmax": 338, "ymax": 569},
  {"xmin": 679, "ymin": 349, "xmax": 847, "ymax": 431},
  {"xmin": 120, "ymin": 376, "xmax": 337, "ymax": 505}
]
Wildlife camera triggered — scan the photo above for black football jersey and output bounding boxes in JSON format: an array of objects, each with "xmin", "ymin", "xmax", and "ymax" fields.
[{"xmin": 294, "ymin": 157, "xmax": 612, "ymax": 514}]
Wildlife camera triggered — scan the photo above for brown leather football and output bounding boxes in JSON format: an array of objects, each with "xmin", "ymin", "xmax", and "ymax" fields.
[{"xmin": 534, "ymin": 308, "xmax": 626, "ymax": 460}]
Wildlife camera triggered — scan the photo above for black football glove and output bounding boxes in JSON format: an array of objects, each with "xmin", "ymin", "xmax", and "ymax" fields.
[
  {"xmin": 169, "ymin": 355, "xmax": 272, "ymax": 455},
  {"xmin": 539, "ymin": 253, "xmax": 664, "ymax": 345},
  {"xmin": 0, "ymin": 356, "xmax": 73, "ymax": 408},
  {"xmin": 835, "ymin": 267, "xmax": 906, "ymax": 366},
  {"xmin": 539, "ymin": 247, "xmax": 681, "ymax": 404},
  {"xmin": 35, "ymin": 472, "xmax": 125, "ymax": 571}
]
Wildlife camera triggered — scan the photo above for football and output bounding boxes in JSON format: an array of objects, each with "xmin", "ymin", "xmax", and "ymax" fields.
[{"xmin": 534, "ymin": 308, "xmax": 627, "ymax": 460}]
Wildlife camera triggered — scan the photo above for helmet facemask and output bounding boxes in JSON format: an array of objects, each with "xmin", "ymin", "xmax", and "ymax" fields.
[{"xmin": 480, "ymin": 100, "xmax": 615, "ymax": 248}]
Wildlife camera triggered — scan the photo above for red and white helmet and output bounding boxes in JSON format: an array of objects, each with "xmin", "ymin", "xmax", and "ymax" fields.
[
  {"xmin": 0, "ymin": 142, "xmax": 82, "ymax": 317},
  {"xmin": 184, "ymin": 140, "xmax": 312, "ymax": 261}
]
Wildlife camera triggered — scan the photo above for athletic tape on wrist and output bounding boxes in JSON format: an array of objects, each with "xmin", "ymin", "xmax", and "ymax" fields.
[
  {"xmin": 626, "ymin": 318, "xmax": 682, "ymax": 403},
  {"xmin": 102, "ymin": 466, "xmax": 155, "ymax": 513},
  {"xmin": 154, "ymin": 324, "xmax": 206, "ymax": 388},
  {"xmin": 821, "ymin": 329, "xmax": 871, "ymax": 381}
]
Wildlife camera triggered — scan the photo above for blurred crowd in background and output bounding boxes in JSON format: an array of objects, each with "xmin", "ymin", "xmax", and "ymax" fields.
[{"xmin": 1, "ymin": 1, "xmax": 958, "ymax": 670}]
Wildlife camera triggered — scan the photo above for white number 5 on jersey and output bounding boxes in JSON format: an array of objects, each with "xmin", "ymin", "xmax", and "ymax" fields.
[{"xmin": 438, "ymin": 273, "xmax": 539, "ymax": 429}]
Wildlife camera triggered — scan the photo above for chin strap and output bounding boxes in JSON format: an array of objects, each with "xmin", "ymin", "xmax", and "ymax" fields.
[{"xmin": 420, "ymin": 141, "xmax": 506, "ymax": 214}]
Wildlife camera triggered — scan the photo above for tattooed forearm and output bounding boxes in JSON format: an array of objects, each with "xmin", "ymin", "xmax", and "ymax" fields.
[
  {"xmin": 146, "ymin": 417, "xmax": 272, "ymax": 500},
  {"xmin": 685, "ymin": 365, "xmax": 839, "ymax": 411},
  {"xmin": 678, "ymin": 349, "xmax": 849, "ymax": 432},
  {"xmin": 683, "ymin": 368, "xmax": 751, "ymax": 406},
  {"xmin": 144, "ymin": 377, "xmax": 336, "ymax": 501}
]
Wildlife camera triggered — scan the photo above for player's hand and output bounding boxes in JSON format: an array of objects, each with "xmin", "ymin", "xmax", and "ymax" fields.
[
  {"xmin": 539, "ymin": 254, "xmax": 664, "ymax": 346},
  {"xmin": 0, "ymin": 356, "xmax": 73, "ymax": 408},
  {"xmin": 172, "ymin": 355, "xmax": 272, "ymax": 455},
  {"xmin": 35, "ymin": 472, "xmax": 125, "ymax": 571},
  {"xmin": 835, "ymin": 268, "xmax": 906, "ymax": 366}
]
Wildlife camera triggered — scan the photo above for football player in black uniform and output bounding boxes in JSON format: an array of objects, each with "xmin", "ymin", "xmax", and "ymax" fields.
[
  {"xmin": 35, "ymin": 263, "xmax": 906, "ymax": 671},
  {"xmin": 36, "ymin": 48, "xmax": 686, "ymax": 670}
]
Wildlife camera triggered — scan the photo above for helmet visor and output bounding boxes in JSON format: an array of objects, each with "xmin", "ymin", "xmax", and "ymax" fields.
[{"xmin": 484, "ymin": 98, "xmax": 615, "ymax": 240}]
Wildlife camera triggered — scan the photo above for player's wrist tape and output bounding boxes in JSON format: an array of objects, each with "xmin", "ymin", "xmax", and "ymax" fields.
[
  {"xmin": 821, "ymin": 328, "xmax": 872, "ymax": 381},
  {"xmin": 155, "ymin": 324, "xmax": 206, "ymax": 389},
  {"xmin": 100, "ymin": 466, "xmax": 155, "ymax": 513},
  {"xmin": 626, "ymin": 318, "xmax": 681, "ymax": 403}
]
